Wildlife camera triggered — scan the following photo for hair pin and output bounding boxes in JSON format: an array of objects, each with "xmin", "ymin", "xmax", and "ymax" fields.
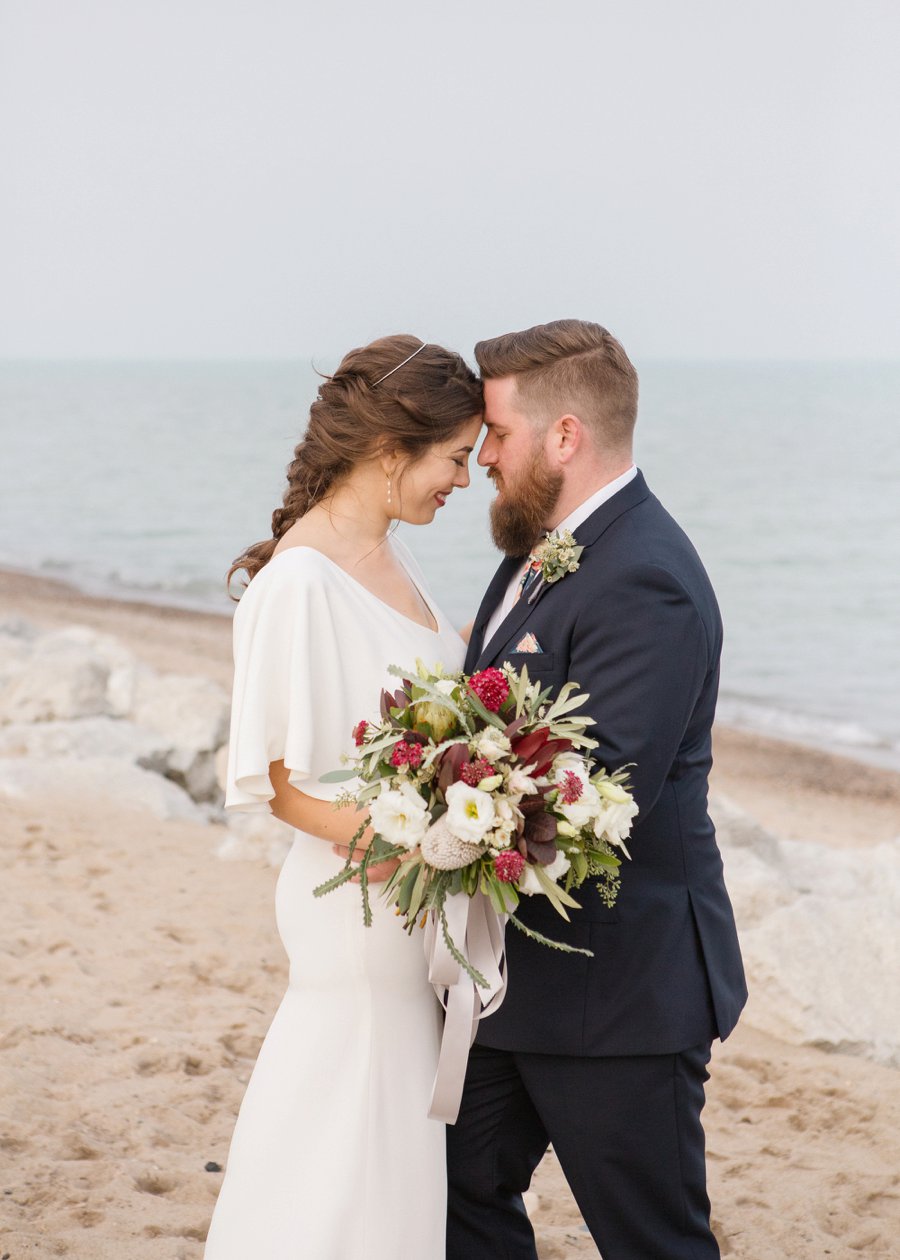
[{"xmin": 372, "ymin": 341, "xmax": 428, "ymax": 386}]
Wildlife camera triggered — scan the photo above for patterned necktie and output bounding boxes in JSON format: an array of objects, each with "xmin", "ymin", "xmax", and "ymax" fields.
[{"xmin": 514, "ymin": 542, "xmax": 546, "ymax": 605}]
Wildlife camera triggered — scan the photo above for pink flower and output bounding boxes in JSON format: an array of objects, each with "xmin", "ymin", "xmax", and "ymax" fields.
[
  {"xmin": 391, "ymin": 740, "xmax": 423, "ymax": 768},
  {"xmin": 352, "ymin": 720, "xmax": 368, "ymax": 747},
  {"xmin": 468, "ymin": 668, "xmax": 510, "ymax": 713},
  {"xmin": 493, "ymin": 850, "xmax": 526, "ymax": 883},
  {"xmin": 559, "ymin": 770, "xmax": 584, "ymax": 804},
  {"xmin": 460, "ymin": 757, "xmax": 495, "ymax": 786}
]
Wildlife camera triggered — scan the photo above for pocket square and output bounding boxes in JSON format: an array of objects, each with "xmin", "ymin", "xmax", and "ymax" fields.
[{"xmin": 514, "ymin": 632, "xmax": 544, "ymax": 654}]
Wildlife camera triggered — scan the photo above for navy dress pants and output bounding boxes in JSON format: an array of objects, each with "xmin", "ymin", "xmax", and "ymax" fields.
[{"xmin": 447, "ymin": 1041, "xmax": 719, "ymax": 1260}]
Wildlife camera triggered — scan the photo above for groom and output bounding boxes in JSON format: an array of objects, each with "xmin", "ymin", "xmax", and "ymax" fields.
[{"xmin": 448, "ymin": 320, "xmax": 747, "ymax": 1259}]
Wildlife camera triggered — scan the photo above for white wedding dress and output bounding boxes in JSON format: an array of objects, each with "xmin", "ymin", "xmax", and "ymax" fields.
[{"xmin": 204, "ymin": 540, "xmax": 464, "ymax": 1260}]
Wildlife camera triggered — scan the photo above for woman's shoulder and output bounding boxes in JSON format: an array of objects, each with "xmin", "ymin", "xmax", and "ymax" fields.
[
  {"xmin": 242, "ymin": 546, "xmax": 333, "ymax": 593},
  {"xmin": 233, "ymin": 547, "xmax": 341, "ymax": 632}
]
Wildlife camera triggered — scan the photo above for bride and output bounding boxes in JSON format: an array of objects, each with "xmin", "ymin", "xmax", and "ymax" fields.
[{"xmin": 203, "ymin": 336, "xmax": 483, "ymax": 1258}]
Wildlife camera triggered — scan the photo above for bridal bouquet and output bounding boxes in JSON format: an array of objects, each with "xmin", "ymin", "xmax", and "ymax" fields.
[{"xmin": 314, "ymin": 660, "xmax": 637, "ymax": 984}]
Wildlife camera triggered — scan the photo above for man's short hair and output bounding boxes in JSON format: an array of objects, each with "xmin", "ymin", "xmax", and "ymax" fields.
[{"xmin": 475, "ymin": 319, "xmax": 639, "ymax": 448}]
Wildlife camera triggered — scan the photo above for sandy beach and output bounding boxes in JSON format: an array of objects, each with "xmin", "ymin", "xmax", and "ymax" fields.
[{"xmin": 2, "ymin": 567, "xmax": 899, "ymax": 1259}]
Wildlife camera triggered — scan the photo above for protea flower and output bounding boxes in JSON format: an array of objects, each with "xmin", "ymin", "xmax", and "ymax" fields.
[{"xmin": 412, "ymin": 698, "xmax": 458, "ymax": 743}]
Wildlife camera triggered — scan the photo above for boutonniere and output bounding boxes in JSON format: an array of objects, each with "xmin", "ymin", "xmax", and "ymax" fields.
[{"xmin": 525, "ymin": 529, "xmax": 584, "ymax": 603}]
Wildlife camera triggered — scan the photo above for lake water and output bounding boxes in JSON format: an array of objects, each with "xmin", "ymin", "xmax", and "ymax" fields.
[{"xmin": 1, "ymin": 358, "xmax": 898, "ymax": 768}]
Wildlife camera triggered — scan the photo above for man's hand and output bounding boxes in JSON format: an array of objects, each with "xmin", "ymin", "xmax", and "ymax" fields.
[{"xmin": 331, "ymin": 843, "xmax": 401, "ymax": 884}]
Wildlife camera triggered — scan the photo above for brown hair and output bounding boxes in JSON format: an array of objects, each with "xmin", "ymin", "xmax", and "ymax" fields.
[
  {"xmin": 475, "ymin": 319, "xmax": 638, "ymax": 449},
  {"xmin": 228, "ymin": 335, "xmax": 481, "ymax": 591}
]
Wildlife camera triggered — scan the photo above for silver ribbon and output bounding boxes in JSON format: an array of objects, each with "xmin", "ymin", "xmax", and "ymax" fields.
[{"xmin": 423, "ymin": 891, "xmax": 508, "ymax": 1123}]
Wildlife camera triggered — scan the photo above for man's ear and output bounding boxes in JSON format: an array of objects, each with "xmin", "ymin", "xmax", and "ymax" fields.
[{"xmin": 549, "ymin": 413, "xmax": 583, "ymax": 465}]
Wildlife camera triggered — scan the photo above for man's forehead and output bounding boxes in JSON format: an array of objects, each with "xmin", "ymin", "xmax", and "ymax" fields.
[{"xmin": 483, "ymin": 376, "xmax": 526, "ymax": 423}]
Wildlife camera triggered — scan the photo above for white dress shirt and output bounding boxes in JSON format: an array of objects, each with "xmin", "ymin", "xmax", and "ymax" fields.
[{"xmin": 481, "ymin": 465, "xmax": 638, "ymax": 647}]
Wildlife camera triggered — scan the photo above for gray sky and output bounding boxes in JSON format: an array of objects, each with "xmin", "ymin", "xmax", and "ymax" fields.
[{"xmin": 1, "ymin": 0, "xmax": 898, "ymax": 360}]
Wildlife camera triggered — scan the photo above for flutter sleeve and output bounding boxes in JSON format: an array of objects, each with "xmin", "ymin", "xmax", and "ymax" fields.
[{"xmin": 224, "ymin": 559, "xmax": 350, "ymax": 813}]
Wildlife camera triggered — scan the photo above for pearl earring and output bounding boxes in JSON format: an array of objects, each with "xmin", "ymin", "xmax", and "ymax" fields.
[{"xmin": 386, "ymin": 474, "xmax": 392, "ymax": 507}]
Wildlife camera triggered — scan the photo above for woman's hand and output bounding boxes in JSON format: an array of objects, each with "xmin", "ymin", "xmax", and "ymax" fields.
[
  {"xmin": 266, "ymin": 761, "xmax": 412, "ymax": 883},
  {"xmin": 331, "ymin": 843, "xmax": 401, "ymax": 884}
]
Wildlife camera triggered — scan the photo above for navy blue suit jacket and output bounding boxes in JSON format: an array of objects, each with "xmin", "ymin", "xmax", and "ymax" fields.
[{"xmin": 465, "ymin": 471, "xmax": 747, "ymax": 1057}]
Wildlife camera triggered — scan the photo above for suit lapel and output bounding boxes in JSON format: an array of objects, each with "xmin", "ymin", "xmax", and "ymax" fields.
[
  {"xmin": 476, "ymin": 574, "xmax": 550, "ymax": 669},
  {"xmin": 474, "ymin": 471, "xmax": 652, "ymax": 670}
]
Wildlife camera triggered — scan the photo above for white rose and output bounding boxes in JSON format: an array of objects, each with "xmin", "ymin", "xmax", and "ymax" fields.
[
  {"xmin": 518, "ymin": 850, "xmax": 570, "ymax": 895},
  {"xmin": 594, "ymin": 798, "xmax": 639, "ymax": 852},
  {"xmin": 558, "ymin": 780, "xmax": 602, "ymax": 829},
  {"xmin": 552, "ymin": 756, "xmax": 601, "ymax": 828},
  {"xmin": 445, "ymin": 780, "xmax": 496, "ymax": 843},
  {"xmin": 475, "ymin": 731, "xmax": 511, "ymax": 763},
  {"xmin": 368, "ymin": 782, "xmax": 429, "ymax": 850},
  {"xmin": 507, "ymin": 767, "xmax": 540, "ymax": 798},
  {"xmin": 517, "ymin": 863, "xmax": 544, "ymax": 895},
  {"xmin": 553, "ymin": 752, "xmax": 586, "ymax": 776},
  {"xmin": 434, "ymin": 678, "xmax": 458, "ymax": 696}
]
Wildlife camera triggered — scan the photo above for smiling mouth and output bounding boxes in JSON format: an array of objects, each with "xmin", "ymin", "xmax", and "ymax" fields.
[{"xmin": 435, "ymin": 491, "xmax": 452, "ymax": 506}]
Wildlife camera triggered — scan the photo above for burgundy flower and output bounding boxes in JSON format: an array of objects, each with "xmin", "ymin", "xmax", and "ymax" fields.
[
  {"xmin": 460, "ymin": 757, "xmax": 495, "ymax": 786},
  {"xmin": 391, "ymin": 740, "xmax": 424, "ymax": 768},
  {"xmin": 493, "ymin": 850, "xmax": 526, "ymax": 883},
  {"xmin": 352, "ymin": 720, "xmax": 368, "ymax": 747},
  {"xmin": 468, "ymin": 668, "xmax": 510, "ymax": 713}
]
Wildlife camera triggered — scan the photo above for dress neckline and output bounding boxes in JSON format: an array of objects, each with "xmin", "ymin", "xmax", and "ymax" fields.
[{"xmin": 268, "ymin": 544, "xmax": 442, "ymax": 635}]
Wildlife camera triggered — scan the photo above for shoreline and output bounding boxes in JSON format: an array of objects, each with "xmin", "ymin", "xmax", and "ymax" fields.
[
  {"xmin": 3, "ymin": 562, "xmax": 900, "ymax": 802},
  {"xmin": 0, "ymin": 564, "xmax": 235, "ymax": 687},
  {"xmin": 0, "ymin": 562, "xmax": 233, "ymax": 625}
]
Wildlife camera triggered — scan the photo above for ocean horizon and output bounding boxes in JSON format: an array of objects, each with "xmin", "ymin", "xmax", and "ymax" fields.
[{"xmin": 2, "ymin": 356, "xmax": 898, "ymax": 771}]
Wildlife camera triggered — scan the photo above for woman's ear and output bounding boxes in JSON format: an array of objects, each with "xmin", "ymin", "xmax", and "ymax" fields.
[{"xmin": 378, "ymin": 447, "xmax": 402, "ymax": 478}]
